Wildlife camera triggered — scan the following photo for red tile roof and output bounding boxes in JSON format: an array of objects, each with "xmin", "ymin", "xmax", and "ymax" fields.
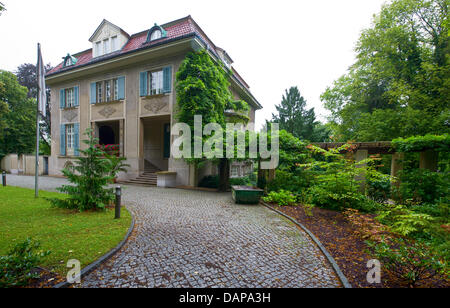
[{"xmin": 47, "ymin": 16, "xmax": 250, "ymax": 90}]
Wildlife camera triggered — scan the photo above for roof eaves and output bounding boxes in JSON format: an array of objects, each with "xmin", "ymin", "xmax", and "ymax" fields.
[{"xmin": 46, "ymin": 33, "xmax": 198, "ymax": 78}]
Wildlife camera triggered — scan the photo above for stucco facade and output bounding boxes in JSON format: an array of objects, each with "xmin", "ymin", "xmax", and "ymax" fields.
[{"xmin": 46, "ymin": 16, "xmax": 261, "ymax": 186}]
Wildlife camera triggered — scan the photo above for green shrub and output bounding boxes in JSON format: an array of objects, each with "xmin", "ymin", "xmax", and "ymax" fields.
[
  {"xmin": 392, "ymin": 134, "xmax": 450, "ymax": 153},
  {"xmin": 48, "ymin": 129, "xmax": 115, "ymax": 211},
  {"xmin": 229, "ymin": 176, "xmax": 252, "ymax": 186},
  {"xmin": 198, "ymin": 175, "xmax": 219, "ymax": 189},
  {"xmin": 307, "ymin": 185, "xmax": 365, "ymax": 211},
  {"xmin": 267, "ymin": 170, "xmax": 310, "ymax": 196},
  {"xmin": 367, "ymin": 176, "xmax": 391, "ymax": 203},
  {"xmin": 376, "ymin": 204, "xmax": 434, "ymax": 237},
  {"xmin": 262, "ymin": 190, "xmax": 297, "ymax": 206},
  {"xmin": 198, "ymin": 175, "xmax": 253, "ymax": 189},
  {"xmin": 399, "ymin": 169, "xmax": 448, "ymax": 204},
  {"xmin": 0, "ymin": 238, "xmax": 51, "ymax": 288},
  {"xmin": 367, "ymin": 238, "xmax": 448, "ymax": 287}
]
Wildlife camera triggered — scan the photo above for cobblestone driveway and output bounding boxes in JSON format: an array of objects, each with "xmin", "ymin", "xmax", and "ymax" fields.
[{"xmin": 6, "ymin": 175, "xmax": 341, "ymax": 288}]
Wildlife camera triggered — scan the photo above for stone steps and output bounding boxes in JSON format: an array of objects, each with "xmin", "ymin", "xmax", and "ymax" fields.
[{"xmin": 119, "ymin": 168, "xmax": 160, "ymax": 187}]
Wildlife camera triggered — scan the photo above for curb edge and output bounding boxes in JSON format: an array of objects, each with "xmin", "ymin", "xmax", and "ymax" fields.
[
  {"xmin": 54, "ymin": 211, "xmax": 136, "ymax": 288},
  {"xmin": 261, "ymin": 202, "xmax": 352, "ymax": 288}
]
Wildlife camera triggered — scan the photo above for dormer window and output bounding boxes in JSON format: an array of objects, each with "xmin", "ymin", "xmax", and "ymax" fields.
[
  {"xmin": 62, "ymin": 54, "xmax": 77, "ymax": 68},
  {"xmin": 150, "ymin": 29, "xmax": 162, "ymax": 41},
  {"xmin": 89, "ymin": 19, "xmax": 130, "ymax": 58},
  {"xmin": 145, "ymin": 24, "xmax": 167, "ymax": 43}
]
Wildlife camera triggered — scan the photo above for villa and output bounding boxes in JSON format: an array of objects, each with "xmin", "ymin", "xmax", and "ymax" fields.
[{"xmin": 46, "ymin": 16, "xmax": 262, "ymax": 186}]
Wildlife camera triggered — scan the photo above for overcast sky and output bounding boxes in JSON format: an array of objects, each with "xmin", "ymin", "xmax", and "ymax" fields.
[{"xmin": 0, "ymin": 0, "xmax": 386, "ymax": 128}]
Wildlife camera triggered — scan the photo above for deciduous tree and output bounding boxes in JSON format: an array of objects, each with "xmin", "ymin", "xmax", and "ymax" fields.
[{"xmin": 321, "ymin": 0, "xmax": 449, "ymax": 141}]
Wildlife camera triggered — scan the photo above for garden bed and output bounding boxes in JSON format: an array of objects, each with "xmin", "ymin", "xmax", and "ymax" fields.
[
  {"xmin": 272, "ymin": 204, "xmax": 449, "ymax": 288},
  {"xmin": 0, "ymin": 186, "xmax": 132, "ymax": 288}
]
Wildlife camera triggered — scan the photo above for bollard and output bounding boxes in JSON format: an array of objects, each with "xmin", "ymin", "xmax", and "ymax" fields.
[
  {"xmin": 115, "ymin": 186, "xmax": 121, "ymax": 219},
  {"xmin": 2, "ymin": 171, "xmax": 5, "ymax": 187}
]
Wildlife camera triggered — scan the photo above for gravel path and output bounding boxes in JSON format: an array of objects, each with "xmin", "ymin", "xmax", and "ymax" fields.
[{"xmin": 6, "ymin": 174, "xmax": 341, "ymax": 288}]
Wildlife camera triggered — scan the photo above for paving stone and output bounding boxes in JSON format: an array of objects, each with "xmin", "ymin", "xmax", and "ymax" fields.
[{"xmin": 7, "ymin": 175, "xmax": 341, "ymax": 288}]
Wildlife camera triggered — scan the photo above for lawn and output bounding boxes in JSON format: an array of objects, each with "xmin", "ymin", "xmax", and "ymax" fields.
[{"xmin": 0, "ymin": 186, "xmax": 132, "ymax": 277}]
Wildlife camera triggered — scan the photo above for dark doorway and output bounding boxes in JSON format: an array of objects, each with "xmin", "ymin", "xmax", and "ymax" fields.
[{"xmin": 99, "ymin": 125, "xmax": 116, "ymax": 145}]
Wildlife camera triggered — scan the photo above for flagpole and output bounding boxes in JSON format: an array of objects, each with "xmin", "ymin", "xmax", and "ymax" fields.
[{"xmin": 35, "ymin": 43, "xmax": 40, "ymax": 198}]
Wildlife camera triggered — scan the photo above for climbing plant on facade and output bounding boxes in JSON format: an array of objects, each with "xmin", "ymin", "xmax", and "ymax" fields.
[{"xmin": 175, "ymin": 50, "xmax": 250, "ymax": 191}]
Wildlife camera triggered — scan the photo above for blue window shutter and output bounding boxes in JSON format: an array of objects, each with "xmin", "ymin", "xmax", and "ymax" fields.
[
  {"xmin": 60, "ymin": 124, "xmax": 66, "ymax": 156},
  {"xmin": 118, "ymin": 76, "xmax": 125, "ymax": 100},
  {"xmin": 60, "ymin": 89, "xmax": 65, "ymax": 109},
  {"xmin": 163, "ymin": 66, "xmax": 172, "ymax": 93},
  {"xmin": 74, "ymin": 123, "xmax": 80, "ymax": 156},
  {"xmin": 90, "ymin": 82, "xmax": 96, "ymax": 104},
  {"xmin": 74, "ymin": 86, "xmax": 79, "ymax": 107},
  {"xmin": 139, "ymin": 72, "xmax": 147, "ymax": 97}
]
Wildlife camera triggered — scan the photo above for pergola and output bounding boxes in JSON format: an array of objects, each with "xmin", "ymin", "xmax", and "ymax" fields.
[{"xmin": 312, "ymin": 141, "xmax": 440, "ymax": 190}]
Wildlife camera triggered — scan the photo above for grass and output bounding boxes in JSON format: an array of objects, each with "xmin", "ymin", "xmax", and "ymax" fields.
[{"xmin": 0, "ymin": 186, "xmax": 132, "ymax": 276}]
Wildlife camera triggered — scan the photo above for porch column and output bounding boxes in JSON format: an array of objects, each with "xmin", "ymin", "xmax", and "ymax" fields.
[
  {"xmin": 355, "ymin": 149, "xmax": 368, "ymax": 192},
  {"xmin": 119, "ymin": 119, "xmax": 124, "ymax": 157},
  {"xmin": 268, "ymin": 169, "xmax": 276, "ymax": 182},
  {"xmin": 419, "ymin": 150, "xmax": 438, "ymax": 172},
  {"xmin": 390, "ymin": 152, "xmax": 404, "ymax": 191},
  {"xmin": 189, "ymin": 163, "xmax": 198, "ymax": 187}
]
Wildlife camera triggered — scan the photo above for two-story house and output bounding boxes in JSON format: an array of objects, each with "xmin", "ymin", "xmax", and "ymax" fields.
[{"xmin": 46, "ymin": 16, "xmax": 261, "ymax": 187}]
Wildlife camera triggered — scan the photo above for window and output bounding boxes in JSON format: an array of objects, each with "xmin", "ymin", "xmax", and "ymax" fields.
[
  {"xmin": 105, "ymin": 80, "xmax": 111, "ymax": 102},
  {"xmin": 65, "ymin": 88, "xmax": 75, "ymax": 107},
  {"xmin": 231, "ymin": 165, "xmax": 240, "ymax": 178},
  {"xmin": 96, "ymin": 82, "xmax": 103, "ymax": 103},
  {"xmin": 111, "ymin": 36, "xmax": 118, "ymax": 52},
  {"xmin": 65, "ymin": 58, "xmax": 72, "ymax": 67},
  {"xmin": 148, "ymin": 70, "xmax": 163, "ymax": 95},
  {"xmin": 94, "ymin": 78, "xmax": 121, "ymax": 103},
  {"xmin": 114, "ymin": 79, "xmax": 119, "ymax": 100},
  {"xmin": 103, "ymin": 39, "xmax": 110, "ymax": 55},
  {"xmin": 66, "ymin": 124, "xmax": 75, "ymax": 150},
  {"xmin": 95, "ymin": 41, "xmax": 101, "ymax": 57},
  {"xmin": 150, "ymin": 29, "xmax": 162, "ymax": 41}
]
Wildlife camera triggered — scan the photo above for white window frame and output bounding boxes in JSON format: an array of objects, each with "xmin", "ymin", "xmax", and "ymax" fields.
[
  {"xmin": 103, "ymin": 39, "xmax": 110, "ymax": 55},
  {"xmin": 114, "ymin": 78, "xmax": 119, "ymax": 100},
  {"xmin": 105, "ymin": 80, "xmax": 111, "ymax": 102},
  {"xmin": 150, "ymin": 29, "xmax": 162, "ymax": 41},
  {"xmin": 148, "ymin": 70, "xmax": 163, "ymax": 96},
  {"xmin": 66, "ymin": 124, "xmax": 75, "ymax": 151},
  {"xmin": 111, "ymin": 36, "xmax": 117, "ymax": 52},
  {"xmin": 65, "ymin": 88, "xmax": 74, "ymax": 108},
  {"xmin": 231, "ymin": 165, "xmax": 240, "ymax": 178},
  {"xmin": 97, "ymin": 82, "xmax": 103, "ymax": 103}
]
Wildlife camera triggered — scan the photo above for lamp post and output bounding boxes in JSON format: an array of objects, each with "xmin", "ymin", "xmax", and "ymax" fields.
[{"xmin": 115, "ymin": 186, "xmax": 121, "ymax": 219}]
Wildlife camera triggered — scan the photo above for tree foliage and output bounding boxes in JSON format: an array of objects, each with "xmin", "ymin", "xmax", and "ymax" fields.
[
  {"xmin": 49, "ymin": 129, "xmax": 115, "ymax": 211},
  {"xmin": 176, "ymin": 50, "xmax": 249, "ymax": 129},
  {"xmin": 272, "ymin": 86, "xmax": 330, "ymax": 142},
  {"xmin": 0, "ymin": 70, "xmax": 36, "ymax": 159},
  {"xmin": 0, "ymin": 2, "xmax": 5, "ymax": 16},
  {"xmin": 0, "ymin": 238, "xmax": 50, "ymax": 288},
  {"xmin": 15, "ymin": 63, "xmax": 53, "ymax": 150},
  {"xmin": 321, "ymin": 0, "xmax": 449, "ymax": 141},
  {"xmin": 175, "ymin": 50, "xmax": 250, "ymax": 191},
  {"xmin": 392, "ymin": 133, "xmax": 450, "ymax": 152}
]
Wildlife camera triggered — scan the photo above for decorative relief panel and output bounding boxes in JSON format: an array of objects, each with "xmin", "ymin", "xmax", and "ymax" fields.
[
  {"xmin": 91, "ymin": 101, "xmax": 124, "ymax": 121},
  {"xmin": 62, "ymin": 108, "xmax": 78, "ymax": 123},
  {"xmin": 140, "ymin": 95, "xmax": 170, "ymax": 117},
  {"xmin": 98, "ymin": 105, "xmax": 117, "ymax": 118}
]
